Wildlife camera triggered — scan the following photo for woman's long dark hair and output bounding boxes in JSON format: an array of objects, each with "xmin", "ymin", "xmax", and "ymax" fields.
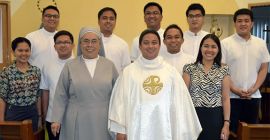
[{"xmin": 195, "ymin": 34, "xmax": 222, "ymax": 67}]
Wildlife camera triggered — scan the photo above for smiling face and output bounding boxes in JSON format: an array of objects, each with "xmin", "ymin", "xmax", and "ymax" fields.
[
  {"xmin": 201, "ymin": 38, "xmax": 219, "ymax": 62},
  {"xmin": 144, "ymin": 6, "xmax": 163, "ymax": 31},
  {"xmin": 139, "ymin": 33, "xmax": 160, "ymax": 60},
  {"xmin": 14, "ymin": 42, "xmax": 31, "ymax": 64},
  {"xmin": 98, "ymin": 10, "xmax": 116, "ymax": 36},
  {"xmin": 163, "ymin": 28, "xmax": 184, "ymax": 54},
  {"xmin": 42, "ymin": 9, "xmax": 59, "ymax": 32},
  {"xmin": 235, "ymin": 14, "xmax": 253, "ymax": 39},
  {"xmin": 80, "ymin": 32, "xmax": 100, "ymax": 59},
  {"xmin": 54, "ymin": 35, "xmax": 74, "ymax": 59}
]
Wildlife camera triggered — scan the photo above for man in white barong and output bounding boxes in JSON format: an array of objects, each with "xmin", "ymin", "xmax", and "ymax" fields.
[
  {"xmin": 162, "ymin": 24, "xmax": 195, "ymax": 75},
  {"xmin": 108, "ymin": 29, "xmax": 202, "ymax": 140},
  {"xmin": 130, "ymin": 2, "xmax": 169, "ymax": 62},
  {"xmin": 98, "ymin": 7, "xmax": 131, "ymax": 73}
]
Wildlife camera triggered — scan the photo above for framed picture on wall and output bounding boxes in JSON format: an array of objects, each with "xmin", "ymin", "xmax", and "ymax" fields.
[{"xmin": 0, "ymin": 1, "xmax": 11, "ymax": 71}]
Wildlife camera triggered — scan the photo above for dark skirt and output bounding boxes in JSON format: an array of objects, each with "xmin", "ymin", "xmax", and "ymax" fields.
[
  {"xmin": 196, "ymin": 106, "xmax": 223, "ymax": 140},
  {"xmin": 5, "ymin": 104, "xmax": 38, "ymax": 132}
]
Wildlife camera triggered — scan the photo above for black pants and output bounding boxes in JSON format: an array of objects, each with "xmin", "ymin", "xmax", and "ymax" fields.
[
  {"xmin": 196, "ymin": 107, "xmax": 223, "ymax": 140},
  {"xmin": 230, "ymin": 98, "xmax": 260, "ymax": 133},
  {"xmin": 46, "ymin": 121, "xmax": 60, "ymax": 140},
  {"xmin": 5, "ymin": 104, "xmax": 38, "ymax": 132}
]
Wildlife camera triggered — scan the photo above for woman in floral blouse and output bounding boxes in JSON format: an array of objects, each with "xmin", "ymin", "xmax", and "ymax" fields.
[
  {"xmin": 183, "ymin": 34, "xmax": 231, "ymax": 140},
  {"xmin": 0, "ymin": 37, "xmax": 41, "ymax": 132}
]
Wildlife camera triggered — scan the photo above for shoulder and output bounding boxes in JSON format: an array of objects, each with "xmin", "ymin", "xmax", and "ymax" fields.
[
  {"xmin": 251, "ymin": 35, "xmax": 266, "ymax": 45},
  {"xmin": 183, "ymin": 63, "xmax": 196, "ymax": 73},
  {"xmin": 183, "ymin": 53, "xmax": 195, "ymax": 60},
  {"xmin": 1, "ymin": 64, "xmax": 14, "ymax": 76},
  {"xmin": 99, "ymin": 56, "xmax": 115, "ymax": 65},
  {"xmin": 221, "ymin": 64, "xmax": 229, "ymax": 70},
  {"xmin": 220, "ymin": 64, "xmax": 230, "ymax": 74},
  {"xmin": 112, "ymin": 34, "xmax": 129, "ymax": 47},
  {"xmin": 201, "ymin": 30, "xmax": 209, "ymax": 35},
  {"xmin": 222, "ymin": 34, "xmax": 235, "ymax": 43},
  {"xmin": 184, "ymin": 63, "xmax": 195, "ymax": 69},
  {"xmin": 26, "ymin": 29, "xmax": 42, "ymax": 38},
  {"xmin": 30, "ymin": 65, "xmax": 41, "ymax": 72},
  {"xmin": 132, "ymin": 36, "xmax": 139, "ymax": 43}
]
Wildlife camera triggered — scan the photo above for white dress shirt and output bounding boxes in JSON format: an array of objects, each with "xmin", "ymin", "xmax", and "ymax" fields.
[{"xmin": 222, "ymin": 33, "xmax": 270, "ymax": 98}]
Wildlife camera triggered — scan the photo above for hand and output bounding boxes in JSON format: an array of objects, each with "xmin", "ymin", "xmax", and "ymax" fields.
[
  {"xmin": 234, "ymin": 88, "xmax": 248, "ymax": 98},
  {"xmin": 220, "ymin": 123, "xmax": 230, "ymax": 140},
  {"xmin": 116, "ymin": 133, "xmax": 127, "ymax": 140},
  {"xmin": 246, "ymin": 87, "xmax": 256, "ymax": 98},
  {"xmin": 51, "ymin": 122, "xmax": 61, "ymax": 136}
]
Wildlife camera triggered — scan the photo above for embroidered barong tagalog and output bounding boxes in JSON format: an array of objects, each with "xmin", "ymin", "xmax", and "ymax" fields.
[{"xmin": 143, "ymin": 75, "xmax": 163, "ymax": 95}]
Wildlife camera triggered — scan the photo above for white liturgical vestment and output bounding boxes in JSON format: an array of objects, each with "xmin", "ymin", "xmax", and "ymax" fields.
[{"xmin": 108, "ymin": 55, "xmax": 202, "ymax": 140}]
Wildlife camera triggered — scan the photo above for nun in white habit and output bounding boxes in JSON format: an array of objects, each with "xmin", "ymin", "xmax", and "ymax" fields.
[{"xmin": 51, "ymin": 27, "xmax": 118, "ymax": 140}]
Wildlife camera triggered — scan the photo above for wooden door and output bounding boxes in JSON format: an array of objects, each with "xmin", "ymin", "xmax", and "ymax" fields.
[{"xmin": 0, "ymin": 1, "xmax": 11, "ymax": 71}]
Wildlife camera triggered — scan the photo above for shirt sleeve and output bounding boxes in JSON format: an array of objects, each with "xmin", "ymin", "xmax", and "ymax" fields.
[
  {"xmin": 183, "ymin": 64, "xmax": 192, "ymax": 75},
  {"xmin": 39, "ymin": 65, "xmax": 49, "ymax": 90},
  {"xmin": 108, "ymin": 73, "xmax": 127, "ymax": 134},
  {"xmin": 260, "ymin": 41, "xmax": 270, "ymax": 63},
  {"xmin": 51, "ymin": 64, "xmax": 70, "ymax": 123},
  {"xmin": 130, "ymin": 37, "xmax": 139, "ymax": 61},
  {"xmin": 222, "ymin": 65, "xmax": 230, "ymax": 76},
  {"xmin": 221, "ymin": 40, "xmax": 228, "ymax": 64},
  {"xmin": 121, "ymin": 42, "xmax": 131, "ymax": 70},
  {"xmin": 0, "ymin": 69, "xmax": 9, "ymax": 101}
]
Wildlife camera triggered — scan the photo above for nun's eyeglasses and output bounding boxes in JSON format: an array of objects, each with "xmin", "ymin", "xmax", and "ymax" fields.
[{"xmin": 81, "ymin": 39, "xmax": 98, "ymax": 45}]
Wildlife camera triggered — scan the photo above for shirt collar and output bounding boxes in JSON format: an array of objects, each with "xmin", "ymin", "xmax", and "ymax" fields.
[
  {"xmin": 234, "ymin": 33, "xmax": 252, "ymax": 42},
  {"xmin": 186, "ymin": 30, "xmax": 205, "ymax": 36},
  {"xmin": 41, "ymin": 27, "xmax": 57, "ymax": 36},
  {"xmin": 136, "ymin": 55, "xmax": 164, "ymax": 69}
]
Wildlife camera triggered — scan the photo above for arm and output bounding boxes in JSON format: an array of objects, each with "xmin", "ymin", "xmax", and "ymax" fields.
[
  {"xmin": 0, "ymin": 98, "xmax": 5, "ymax": 121},
  {"xmin": 182, "ymin": 72, "xmax": 190, "ymax": 88},
  {"xmin": 221, "ymin": 75, "xmax": 231, "ymax": 140},
  {"xmin": 36, "ymin": 95, "xmax": 42, "ymax": 128},
  {"xmin": 247, "ymin": 62, "xmax": 269, "ymax": 96},
  {"xmin": 42, "ymin": 90, "xmax": 49, "ymax": 119}
]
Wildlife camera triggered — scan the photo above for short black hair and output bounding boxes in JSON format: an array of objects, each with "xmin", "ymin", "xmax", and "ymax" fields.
[
  {"xmin": 11, "ymin": 37, "xmax": 31, "ymax": 51},
  {"xmin": 163, "ymin": 24, "xmax": 183, "ymax": 39},
  {"xmin": 139, "ymin": 29, "xmax": 161, "ymax": 45},
  {"xmin": 98, "ymin": 7, "xmax": 117, "ymax": 20},
  {"xmin": 186, "ymin": 3, "xmax": 205, "ymax": 17},
  {"xmin": 144, "ymin": 2, "xmax": 163, "ymax": 15},
  {"xmin": 195, "ymin": 34, "xmax": 222, "ymax": 67},
  {"xmin": 42, "ymin": 5, "xmax": 59, "ymax": 16},
  {"xmin": 233, "ymin": 8, "xmax": 253, "ymax": 22},
  {"xmin": 54, "ymin": 30, "xmax": 74, "ymax": 43}
]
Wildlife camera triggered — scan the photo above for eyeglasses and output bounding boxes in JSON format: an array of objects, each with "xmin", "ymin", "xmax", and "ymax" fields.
[
  {"xmin": 145, "ymin": 11, "xmax": 161, "ymax": 16},
  {"xmin": 165, "ymin": 35, "xmax": 182, "ymax": 40},
  {"xmin": 55, "ymin": 41, "xmax": 72, "ymax": 46},
  {"xmin": 80, "ymin": 39, "xmax": 99, "ymax": 45},
  {"xmin": 188, "ymin": 14, "xmax": 203, "ymax": 19},
  {"xmin": 44, "ymin": 14, "xmax": 60, "ymax": 19}
]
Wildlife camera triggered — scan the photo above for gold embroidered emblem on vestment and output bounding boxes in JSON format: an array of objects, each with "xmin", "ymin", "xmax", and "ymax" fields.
[{"xmin": 143, "ymin": 75, "xmax": 163, "ymax": 95}]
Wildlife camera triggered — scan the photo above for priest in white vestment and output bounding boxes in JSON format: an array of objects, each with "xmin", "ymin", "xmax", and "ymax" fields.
[{"xmin": 108, "ymin": 29, "xmax": 202, "ymax": 140}]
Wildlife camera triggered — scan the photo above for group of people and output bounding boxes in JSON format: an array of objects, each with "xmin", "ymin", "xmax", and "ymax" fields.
[{"xmin": 0, "ymin": 1, "xmax": 269, "ymax": 140}]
